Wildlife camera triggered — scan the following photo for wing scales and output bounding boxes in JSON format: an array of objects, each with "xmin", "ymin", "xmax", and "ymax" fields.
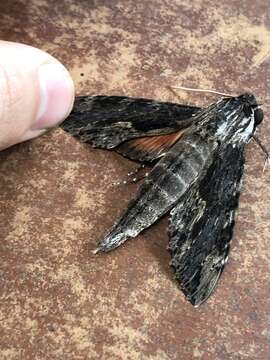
[
  {"xmin": 168, "ymin": 143, "xmax": 245, "ymax": 305},
  {"xmin": 116, "ymin": 130, "xmax": 186, "ymax": 162},
  {"xmin": 61, "ymin": 96, "xmax": 200, "ymax": 152}
]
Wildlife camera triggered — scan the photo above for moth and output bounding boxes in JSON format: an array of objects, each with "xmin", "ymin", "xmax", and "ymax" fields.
[{"xmin": 61, "ymin": 90, "xmax": 265, "ymax": 306}]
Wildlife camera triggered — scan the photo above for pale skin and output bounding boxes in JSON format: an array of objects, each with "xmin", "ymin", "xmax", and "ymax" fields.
[{"xmin": 0, "ymin": 41, "xmax": 75, "ymax": 150}]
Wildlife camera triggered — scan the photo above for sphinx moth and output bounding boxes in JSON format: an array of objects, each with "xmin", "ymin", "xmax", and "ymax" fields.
[{"xmin": 61, "ymin": 93, "xmax": 264, "ymax": 306}]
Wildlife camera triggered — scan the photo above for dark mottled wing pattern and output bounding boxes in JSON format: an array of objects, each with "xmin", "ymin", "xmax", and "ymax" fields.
[
  {"xmin": 61, "ymin": 96, "xmax": 200, "ymax": 153},
  {"xmin": 168, "ymin": 143, "xmax": 245, "ymax": 306},
  {"xmin": 61, "ymin": 92, "xmax": 260, "ymax": 306}
]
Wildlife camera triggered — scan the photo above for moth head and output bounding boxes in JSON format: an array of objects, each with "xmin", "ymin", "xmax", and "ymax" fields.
[
  {"xmin": 213, "ymin": 93, "xmax": 262, "ymax": 144},
  {"xmin": 237, "ymin": 93, "xmax": 264, "ymax": 127}
]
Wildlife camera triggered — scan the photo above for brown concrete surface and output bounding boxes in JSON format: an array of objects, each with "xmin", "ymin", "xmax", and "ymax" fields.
[{"xmin": 0, "ymin": 1, "xmax": 270, "ymax": 359}]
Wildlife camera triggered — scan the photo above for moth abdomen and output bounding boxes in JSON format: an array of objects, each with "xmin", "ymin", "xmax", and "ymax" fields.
[{"xmin": 95, "ymin": 134, "xmax": 214, "ymax": 253}]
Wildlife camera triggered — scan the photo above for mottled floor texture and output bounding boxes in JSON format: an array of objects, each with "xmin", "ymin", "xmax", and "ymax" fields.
[{"xmin": 1, "ymin": 1, "xmax": 270, "ymax": 359}]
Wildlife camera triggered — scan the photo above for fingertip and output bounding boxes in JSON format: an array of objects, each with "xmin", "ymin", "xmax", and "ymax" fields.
[
  {"xmin": 33, "ymin": 63, "xmax": 75, "ymax": 130},
  {"xmin": 0, "ymin": 41, "xmax": 75, "ymax": 150}
]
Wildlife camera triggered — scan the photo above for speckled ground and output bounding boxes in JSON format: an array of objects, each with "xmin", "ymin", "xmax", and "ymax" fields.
[{"xmin": 0, "ymin": 1, "xmax": 270, "ymax": 359}]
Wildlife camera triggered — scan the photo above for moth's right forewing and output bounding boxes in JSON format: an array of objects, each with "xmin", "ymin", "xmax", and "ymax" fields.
[{"xmin": 168, "ymin": 142, "xmax": 246, "ymax": 306}]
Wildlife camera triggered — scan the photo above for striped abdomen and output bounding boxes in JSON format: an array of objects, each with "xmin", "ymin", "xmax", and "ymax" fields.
[{"xmin": 95, "ymin": 133, "xmax": 215, "ymax": 253}]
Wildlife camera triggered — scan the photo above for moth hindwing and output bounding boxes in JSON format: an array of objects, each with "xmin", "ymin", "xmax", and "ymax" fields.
[{"xmin": 62, "ymin": 93, "xmax": 263, "ymax": 306}]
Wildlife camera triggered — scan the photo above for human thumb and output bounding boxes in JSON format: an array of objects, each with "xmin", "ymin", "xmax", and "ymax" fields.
[{"xmin": 0, "ymin": 41, "xmax": 74, "ymax": 150}]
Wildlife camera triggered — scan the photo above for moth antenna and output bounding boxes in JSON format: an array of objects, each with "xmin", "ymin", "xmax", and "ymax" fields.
[
  {"xmin": 252, "ymin": 49, "xmax": 270, "ymax": 68},
  {"xmin": 169, "ymin": 85, "xmax": 236, "ymax": 98},
  {"xmin": 252, "ymin": 135, "xmax": 270, "ymax": 172}
]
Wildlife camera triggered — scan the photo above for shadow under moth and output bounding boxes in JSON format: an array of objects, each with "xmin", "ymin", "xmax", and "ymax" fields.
[{"xmin": 61, "ymin": 91, "xmax": 265, "ymax": 306}]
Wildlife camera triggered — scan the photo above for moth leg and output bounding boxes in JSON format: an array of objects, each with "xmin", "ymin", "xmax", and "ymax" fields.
[
  {"xmin": 127, "ymin": 164, "xmax": 150, "ymax": 184},
  {"xmin": 127, "ymin": 170, "xmax": 150, "ymax": 184},
  {"xmin": 252, "ymin": 135, "xmax": 270, "ymax": 168},
  {"xmin": 252, "ymin": 135, "xmax": 269, "ymax": 158},
  {"xmin": 114, "ymin": 164, "xmax": 150, "ymax": 185},
  {"xmin": 127, "ymin": 164, "xmax": 145, "ymax": 177},
  {"xmin": 252, "ymin": 135, "xmax": 270, "ymax": 171}
]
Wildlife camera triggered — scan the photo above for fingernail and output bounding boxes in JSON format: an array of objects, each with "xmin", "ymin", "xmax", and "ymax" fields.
[{"xmin": 33, "ymin": 63, "xmax": 74, "ymax": 130}]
